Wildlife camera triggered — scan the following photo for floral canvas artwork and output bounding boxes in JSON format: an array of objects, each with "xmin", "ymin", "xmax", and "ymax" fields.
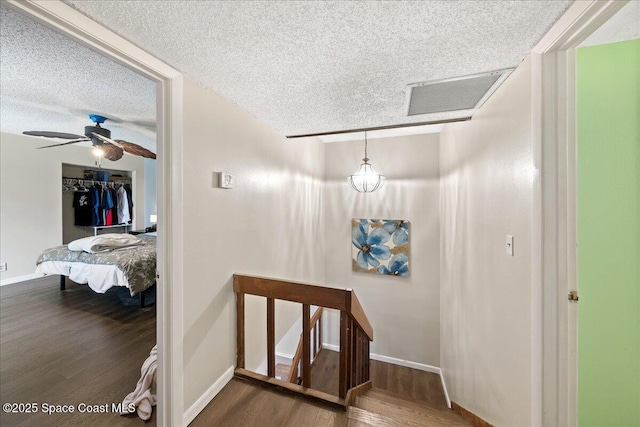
[{"xmin": 352, "ymin": 219, "xmax": 410, "ymax": 277}]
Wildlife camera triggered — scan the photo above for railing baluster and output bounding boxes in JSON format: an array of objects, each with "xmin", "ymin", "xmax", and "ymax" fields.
[
  {"xmin": 356, "ymin": 323, "xmax": 360, "ymax": 384},
  {"xmin": 302, "ymin": 303, "xmax": 311, "ymax": 388},
  {"xmin": 339, "ymin": 310, "xmax": 348, "ymax": 398},
  {"xmin": 361, "ymin": 330, "xmax": 366, "ymax": 384},
  {"xmin": 366, "ymin": 338, "xmax": 370, "ymax": 381},
  {"xmin": 314, "ymin": 319, "xmax": 319, "ymax": 357},
  {"xmin": 267, "ymin": 297, "xmax": 275, "ymax": 378},
  {"xmin": 347, "ymin": 318, "xmax": 354, "ymax": 390},
  {"xmin": 360, "ymin": 328, "xmax": 364, "ymax": 384},
  {"xmin": 319, "ymin": 311, "xmax": 323, "ymax": 351},
  {"xmin": 236, "ymin": 291, "xmax": 245, "ymax": 369}
]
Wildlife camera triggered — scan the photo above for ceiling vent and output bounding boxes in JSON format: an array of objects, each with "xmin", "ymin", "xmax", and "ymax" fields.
[{"xmin": 406, "ymin": 69, "xmax": 513, "ymax": 116}]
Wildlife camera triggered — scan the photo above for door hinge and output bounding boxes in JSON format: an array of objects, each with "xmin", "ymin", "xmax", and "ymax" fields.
[{"xmin": 568, "ymin": 291, "xmax": 579, "ymax": 302}]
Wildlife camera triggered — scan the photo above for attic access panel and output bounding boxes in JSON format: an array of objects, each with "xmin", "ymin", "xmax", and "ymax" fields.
[{"xmin": 406, "ymin": 69, "xmax": 513, "ymax": 116}]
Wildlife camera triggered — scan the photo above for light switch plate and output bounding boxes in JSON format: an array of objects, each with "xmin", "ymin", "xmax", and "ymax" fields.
[
  {"xmin": 219, "ymin": 172, "xmax": 233, "ymax": 189},
  {"xmin": 506, "ymin": 235, "xmax": 514, "ymax": 256},
  {"xmin": 0, "ymin": 262, "xmax": 6, "ymax": 272}
]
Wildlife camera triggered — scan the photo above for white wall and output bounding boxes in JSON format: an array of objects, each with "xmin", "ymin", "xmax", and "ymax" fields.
[
  {"xmin": 439, "ymin": 55, "xmax": 539, "ymax": 426},
  {"xmin": 323, "ymin": 134, "xmax": 441, "ymax": 366},
  {"xmin": 180, "ymin": 77, "xmax": 325, "ymax": 409},
  {"xmin": 0, "ymin": 132, "xmax": 146, "ymax": 282}
]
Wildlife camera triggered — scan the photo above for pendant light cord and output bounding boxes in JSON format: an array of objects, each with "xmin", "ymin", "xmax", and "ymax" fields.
[{"xmin": 364, "ymin": 131, "xmax": 368, "ymax": 161}]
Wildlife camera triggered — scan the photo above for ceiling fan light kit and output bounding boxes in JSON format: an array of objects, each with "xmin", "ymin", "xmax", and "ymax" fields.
[{"xmin": 23, "ymin": 114, "xmax": 156, "ymax": 162}]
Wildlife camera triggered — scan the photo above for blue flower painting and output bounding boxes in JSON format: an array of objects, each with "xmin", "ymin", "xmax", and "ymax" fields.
[{"xmin": 352, "ymin": 219, "xmax": 410, "ymax": 277}]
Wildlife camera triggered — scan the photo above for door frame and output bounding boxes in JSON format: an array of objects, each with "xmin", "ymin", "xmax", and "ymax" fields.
[
  {"xmin": 5, "ymin": 1, "xmax": 185, "ymax": 425},
  {"xmin": 534, "ymin": 1, "xmax": 628, "ymax": 425}
]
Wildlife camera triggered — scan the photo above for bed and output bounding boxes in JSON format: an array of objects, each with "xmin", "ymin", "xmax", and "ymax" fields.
[{"xmin": 35, "ymin": 233, "xmax": 157, "ymax": 307}]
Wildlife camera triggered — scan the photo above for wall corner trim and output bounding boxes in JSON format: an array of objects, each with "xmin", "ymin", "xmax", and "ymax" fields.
[
  {"xmin": 0, "ymin": 273, "xmax": 45, "ymax": 287},
  {"xmin": 322, "ymin": 343, "xmax": 450, "ymax": 408},
  {"xmin": 183, "ymin": 365, "xmax": 235, "ymax": 426}
]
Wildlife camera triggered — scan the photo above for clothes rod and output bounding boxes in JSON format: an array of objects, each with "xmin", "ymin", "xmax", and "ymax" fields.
[
  {"xmin": 285, "ymin": 116, "xmax": 471, "ymax": 139},
  {"xmin": 62, "ymin": 177, "xmax": 131, "ymax": 186}
]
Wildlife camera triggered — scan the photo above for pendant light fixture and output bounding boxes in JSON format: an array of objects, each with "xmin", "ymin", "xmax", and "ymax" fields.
[{"xmin": 347, "ymin": 131, "xmax": 385, "ymax": 192}]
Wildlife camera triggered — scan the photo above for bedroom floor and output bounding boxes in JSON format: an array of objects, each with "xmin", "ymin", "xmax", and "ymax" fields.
[{"xmin": 0, "ymin": 276, "xmax": 156, "ymax": 426}]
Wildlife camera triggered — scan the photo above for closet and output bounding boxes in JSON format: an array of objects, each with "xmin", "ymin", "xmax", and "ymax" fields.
[{"xmin": 62, "ymin": 163, "xmax": 136, "ymax": 244}]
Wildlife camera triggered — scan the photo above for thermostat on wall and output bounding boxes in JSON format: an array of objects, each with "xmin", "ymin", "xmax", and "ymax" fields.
[{"xmin": 219, "ymin": 172, "xmax": 233, "ymax": 189}]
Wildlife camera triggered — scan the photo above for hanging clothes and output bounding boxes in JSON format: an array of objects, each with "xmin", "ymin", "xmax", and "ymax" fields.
[
  {"xmin": 100, "ymin": 184, "xmax": 114, "ymax": 226},
  {"xmin": 117, "ymin": 185, "xmax": 131, "ymax": 224},
  {"xmin": 67, "ymin": 178, "xmax": 135, "ymax": 227},
  {"xmin": 72, "ymin": 189, "xmax": 93, "ymax": 226},
  {"xmin": 91, "ymin": 185, "xmax": 101, "ymax": 226},
  {"xmin": 109, "ymin": 185, "xmax": 118, "ymax": 225},
  {"xmin": 124, "ymin": 184, "xmax": 134, "ymax": 223}
]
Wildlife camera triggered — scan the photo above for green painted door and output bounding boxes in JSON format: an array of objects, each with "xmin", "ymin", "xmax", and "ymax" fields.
[{"xmin": 577, "ymin": 38, "xmax": 640, "ymax": 427}]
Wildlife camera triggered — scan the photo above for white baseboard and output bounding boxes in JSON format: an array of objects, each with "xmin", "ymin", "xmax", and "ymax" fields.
[
  {"xmin": 276, "ymin": 352, "xmax": 294, "ymax": 365},
  {"xmin": 0, "ymin": 273, "xmax": 45, "ymax": 287},
  {"xmin": 322, "ymin": 343, "xmax": 451, "ymax": 408},
  {"xmin": 439, "ymin": 370, "xmax": 451, "ymax": 409},
  {"xmin": 183, "ymin": 365, "xmax": 234, "ymax": 426}
]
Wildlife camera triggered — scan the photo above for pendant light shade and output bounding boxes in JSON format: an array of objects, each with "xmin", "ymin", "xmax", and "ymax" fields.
[{"xmin": 347, "ymin": 132, "xmax": 385, "ymax": 193}]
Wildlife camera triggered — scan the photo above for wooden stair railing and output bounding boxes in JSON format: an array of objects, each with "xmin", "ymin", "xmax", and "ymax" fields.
[{"xmin": 234, "ymin": 274, "xmax": 373, "ymax": 407}]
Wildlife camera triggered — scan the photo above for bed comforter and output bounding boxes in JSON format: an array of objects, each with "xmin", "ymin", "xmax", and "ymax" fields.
[{"xmin": 36, "ymin": 234, "xmax": 156, "ymax": 296}]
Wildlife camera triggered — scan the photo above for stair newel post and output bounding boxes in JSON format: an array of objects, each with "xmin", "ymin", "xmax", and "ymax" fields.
[
  {"xmin": 267, "ymin": 297, "xmax": 275, "ymax": 378},
  {"xmin": 302, "ymin": 303, "xmax": 311, "ymax": 388},
  {"xmin": 236, "ymin": 291, "xmax": 245, "ymax": 369}
]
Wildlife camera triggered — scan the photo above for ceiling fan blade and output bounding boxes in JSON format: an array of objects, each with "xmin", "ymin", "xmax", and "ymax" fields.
[
  {"xmin": 101, "ymin": 143, "xmax": 124, "ymax": 161},
  {"xmin": 35, "ymin": 138, "xmax": 89, "ymax": 149},
  {"xmin": 116, "ymin": 140, "xmax": 157, "ymax": 159},
  {"xmin": 24, "ymin": 131, "xmax": 87, "ymax": 139},
  {"xmin": 92, "ymin": 132, "xmax": 124, "ymax": 149}
]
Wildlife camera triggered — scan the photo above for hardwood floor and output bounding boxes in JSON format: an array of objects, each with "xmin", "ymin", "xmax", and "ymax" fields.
[
  {"xmin": 191, "ymin": 349, "xmax": 468, "ymax": 426},
  {"xmin": 310, "ymin": 349, "xmax": 341, "ymax": 396},
  {"xmin": 0, "ymin": 276, "xmax": 156, "ymax": 426},
  {"xmin": 190, "ymin": 377, "xmax": 354, "ymax": 427},
  {"xmin": 370, "ymin": 359, "xmax": 448, "ymax": 410},
  {"xmin": 310, "ymin": 349, "xmax": 449, "ymax": 409}
]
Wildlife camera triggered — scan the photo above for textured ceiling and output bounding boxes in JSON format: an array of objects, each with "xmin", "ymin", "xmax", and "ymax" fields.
[
  {"xmin": 63, "ymin": 0, "xmax": 573, "ymax": 136},
  {"xmin": 0, "ymin": 3, "xmax": 157, "ymax": 150},
  {"xmin": 0, "ymin": 1, "xmax": 575, "ymax": 141},
  {"xmin": 581, "ymin": 1, "xmax": 640, "ymax": 47}
]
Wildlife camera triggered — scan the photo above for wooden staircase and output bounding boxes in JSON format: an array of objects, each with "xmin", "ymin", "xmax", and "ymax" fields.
[
  {"xmin": 227, "ymin": 274, "xmax": 476, "ymax": 426},
  {"xmin": 307, "ymin": 350, "xmax": 473, "ymax": 426},
  {"xmin": 190, "ymin": 360, "xmax": 475, "ymax": 426}
]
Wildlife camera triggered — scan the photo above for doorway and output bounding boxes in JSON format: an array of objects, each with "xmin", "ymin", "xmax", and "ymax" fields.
[
  {"xmin": 538, "ymin": 1, "xmax": 639, "ymax": 425},
  {"xmin": 576, "ymin": 34, "xmax": 639, "ymax": 427},
  {"xmin": 1, "ymin": 1, "xmax": 184, "ymax": 425}
]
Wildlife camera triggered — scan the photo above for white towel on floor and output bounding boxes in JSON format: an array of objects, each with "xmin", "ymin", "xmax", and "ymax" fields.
[{"xmin": 120, "ymin": 344, "xmax": 157, "ymax": 420}]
